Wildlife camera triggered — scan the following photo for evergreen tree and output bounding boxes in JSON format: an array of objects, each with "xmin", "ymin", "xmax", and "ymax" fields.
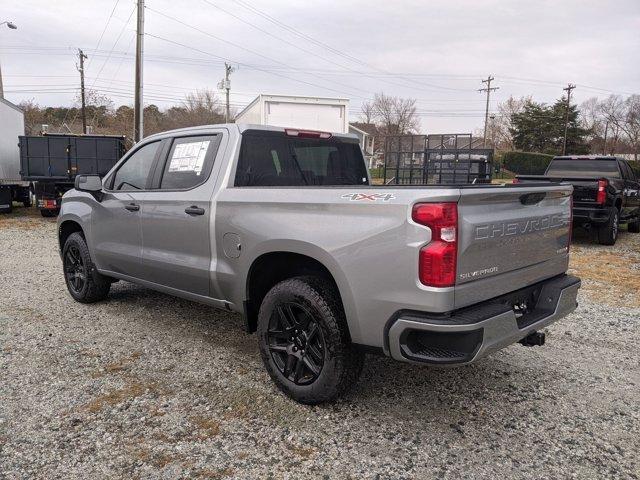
[{"xmin": 510, "ymin": 97, "xmax": 590, "ymax": 155}]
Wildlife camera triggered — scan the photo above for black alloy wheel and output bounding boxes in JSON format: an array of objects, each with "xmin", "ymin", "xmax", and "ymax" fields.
[
  {"xmin": 64, "ymin": 244, "xmax": 86, "ymax": 294},
  {"xmin": 267, "ymin": 302, "xmax": 325, "ymax": 385}
]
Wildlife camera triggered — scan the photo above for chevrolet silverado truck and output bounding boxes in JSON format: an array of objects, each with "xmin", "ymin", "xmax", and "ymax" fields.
[
  {"xmin": 516, "ymin": 156, "xmax": 640, "ymax": 245},
  {"xmin": 57, "ymin": 124, "xmax": 581, "ymax": 404}
]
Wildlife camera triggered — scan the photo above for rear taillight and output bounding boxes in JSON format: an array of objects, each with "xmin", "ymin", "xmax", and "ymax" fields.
[
  {"xmin": 412, "ymin": 203, "xmax": 458, "ymax": 287},
  {"xmin": 512, "ymin": 178, "xmax": 520, "ymax": 184},
  {"xmin": 596, "ymin": 179, "xmax": 608, "ymax": 205}
]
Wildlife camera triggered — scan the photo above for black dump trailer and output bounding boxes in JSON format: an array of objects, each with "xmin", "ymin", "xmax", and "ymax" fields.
[{"xmin": 19, "ymin": 134, "xmax": 126, "ymax": 216}]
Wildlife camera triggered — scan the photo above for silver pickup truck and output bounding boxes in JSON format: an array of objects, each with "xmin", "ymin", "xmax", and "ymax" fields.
[{"xmin": 58, "ymin": 124, "xmax": 581, "ymax": 404}]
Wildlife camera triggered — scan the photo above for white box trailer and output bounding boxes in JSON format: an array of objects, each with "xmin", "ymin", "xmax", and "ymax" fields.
[
  {"xmin": 235, "ymin": 94, "xmax": 349, "ymax": 134},
  {"xmin": 0, "ymin": 97, "xmax": 29, "ymax": 213}
]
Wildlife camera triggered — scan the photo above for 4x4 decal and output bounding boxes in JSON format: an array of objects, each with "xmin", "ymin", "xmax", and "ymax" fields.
[{"xmin": 341, "ymin": 193, "xmax": 395, "ymax": 202}]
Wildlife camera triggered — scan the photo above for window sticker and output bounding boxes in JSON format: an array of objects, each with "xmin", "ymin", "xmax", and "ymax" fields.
[{"xmin": 168, "ymin": 140, "xmax": 210, "ymax": 175}]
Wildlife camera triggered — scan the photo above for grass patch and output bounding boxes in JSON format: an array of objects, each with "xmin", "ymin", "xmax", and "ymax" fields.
[
  {"xmin": 190, "ymin": 415, "xmax": 221, "ymax": 439},
  {"xmin": 286, "ymin": 442, "xmax": 315, "ymax": 459},
  {"xmin": 84, "ymin": 379, "xmax": 158, "ymax": 413}
]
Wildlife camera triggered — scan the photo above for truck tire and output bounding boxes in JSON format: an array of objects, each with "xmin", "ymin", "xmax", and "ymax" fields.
[
  {"xmin": 628, "ymin": 216, "xmax": 640, "ymax": 233},
  {"xmin": 597, "ymin": 209, "xmax": 619, "ymax": 245},
  {"xmin": 257, "ymin": 276, "xmax": 364, "ymax": 404},
  {"xmin": 63, "ymin": 232, "xmax": 111, "ymax": 303}
]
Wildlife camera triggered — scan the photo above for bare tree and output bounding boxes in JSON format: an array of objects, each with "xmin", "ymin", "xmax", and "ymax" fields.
[
  {"xmin": 491, "ymin": 96, "xmax": 529, "ymax": 150},
  {"xmin": 371, "ymin": 92, "xmax": 419, "ymax": 135},
  {"xmin": 599, "ymin": 95, "xmax": 626, "ymax": 154},
  {"xmin": 620, "ymin": 95, "xmax": 640, "ymax": 161},
  {"xmin": 182, "ymin": 89, "xmax": 225, "ymax": 125},
  {"xmin": 359, "ymin": 100, "xmax": 376, "ymax": 124}
]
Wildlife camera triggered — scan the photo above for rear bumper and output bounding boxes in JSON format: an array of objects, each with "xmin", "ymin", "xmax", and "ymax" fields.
[
  {"xmin": 385, "ymin": 274, "xmax": 581, "ymax": 365},
  {"xmin": 573, "ymin": 206, "xmax": 610, "ymax": 225}
]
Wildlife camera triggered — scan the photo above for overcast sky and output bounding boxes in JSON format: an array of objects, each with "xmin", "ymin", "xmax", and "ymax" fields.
[{"xmin": 1, "ymin": 0, "xmax": 639, "ymax": 132}]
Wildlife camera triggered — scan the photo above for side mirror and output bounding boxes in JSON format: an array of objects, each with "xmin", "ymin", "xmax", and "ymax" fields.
[{"xmin": 75, "ymin": 174, "xmax": 102, "ymax": 193}]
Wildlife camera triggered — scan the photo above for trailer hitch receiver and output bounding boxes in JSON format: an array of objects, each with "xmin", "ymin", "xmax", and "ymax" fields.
[{"xmin": 518, "ymin": 331, "xmax": 546, "ymax": 347}]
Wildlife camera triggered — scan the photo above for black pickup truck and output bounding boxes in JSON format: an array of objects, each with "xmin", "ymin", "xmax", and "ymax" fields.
[{"xmin": 516, "ymin": 156, "xmax": 640, "ymax": 245}]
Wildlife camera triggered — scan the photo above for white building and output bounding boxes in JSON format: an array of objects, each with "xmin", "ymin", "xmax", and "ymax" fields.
[{"xmin": 235, "ymin": 94, "xmax": 349, "ymax": 134}]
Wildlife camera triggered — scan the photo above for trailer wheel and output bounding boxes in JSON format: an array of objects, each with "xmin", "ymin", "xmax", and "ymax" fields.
[
  {"xmin": 63, "ymin": 232, "xmax": 111, "ymax": 303},
  {"xmin": 257, "ymin": 276, "xmax": 364, "ymax": 404},
  {"xmin": 597, "ymin": 209, "xmax": 619, "ymax": 245}
]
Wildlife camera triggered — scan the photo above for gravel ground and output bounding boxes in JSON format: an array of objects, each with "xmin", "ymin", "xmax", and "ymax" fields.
[{"xmin": 1, "ymin": 209, "xmax": 639, "ymax": 479}]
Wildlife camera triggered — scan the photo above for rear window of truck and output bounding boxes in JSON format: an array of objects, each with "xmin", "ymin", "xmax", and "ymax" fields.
[
  {"xmin": 235, "ymin": 131, "xmax": 369, "ymax": 187},
  {"xmin": 546, "ymin": 159, "xmax": 621, "ymax": 178}
]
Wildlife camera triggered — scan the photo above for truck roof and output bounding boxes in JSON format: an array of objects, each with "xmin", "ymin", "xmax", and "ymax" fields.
[{"xmin": 143, "ymin": 123, "xmax": 359, "ymax": 141}]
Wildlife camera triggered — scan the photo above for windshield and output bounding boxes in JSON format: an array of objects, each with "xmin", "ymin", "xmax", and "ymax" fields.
[
  {"xmin": 235, "ymin": 131, "xmax": 369, "ymax": 186},
  {"xmin": 546, "ymin": 159, "xmax": 620, "ymax": 178}
]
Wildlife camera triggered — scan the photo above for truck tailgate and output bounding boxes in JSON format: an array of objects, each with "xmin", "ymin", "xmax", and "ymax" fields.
[
  {"xmin": 455, "ymin": 184, "xmax": 572, "ymax": 304},
  {"xmin": 518, "ymin": 175, "xmax": 599, "ymax": 204},
  {"xmin": 551, "ymin": 177, "xmax": 600, "ymax": 204}
]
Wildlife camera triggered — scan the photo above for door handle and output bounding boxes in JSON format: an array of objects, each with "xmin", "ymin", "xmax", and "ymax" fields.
[
  {"xmin": 185, "ymin": 205, "xmax": 205, "ymax": 216},
  {"xmin": 124, "ymin": 203, "xmax": 140, "ymax": 212}
]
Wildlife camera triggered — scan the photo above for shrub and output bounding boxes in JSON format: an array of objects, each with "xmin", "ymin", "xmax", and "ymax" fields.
[{"xmin": 502, "ymin": 151, "xmax": 555, "ymax": 175}]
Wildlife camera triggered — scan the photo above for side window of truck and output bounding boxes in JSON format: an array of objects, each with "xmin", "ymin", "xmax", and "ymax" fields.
[
  {"xmin": 618, "ymin": 161, "xmax": 628, "ymax": 180},
  {"xmin": 622, "ymin": 161, "xmax": 636, "ymax": 182},
  {"xmin": 111, "ymin": 141, "xmax": 160, "ymax": 191},
  {"xmin": 158, "ymin": 135, "xmax": 219, "ymax": 190}
]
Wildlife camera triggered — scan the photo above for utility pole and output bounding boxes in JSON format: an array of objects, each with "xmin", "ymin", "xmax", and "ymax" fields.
[
  {"xmin": 76, "ymin": 49, "xmax": 88, "ymax": 134},
  {"xmin": 562, "ymin": 83, "xmax": 576, "ymax": 155},
  {"xmin": 218, "ymin": 63, "xmax": 234, "ymax": 123},
  {"xmin": 134, "ymin": 0, "xmax": 145, "ymax": 142},
  {"xmin": 478, "ymin": 75, "xmax": 499, "ymax": 148}
]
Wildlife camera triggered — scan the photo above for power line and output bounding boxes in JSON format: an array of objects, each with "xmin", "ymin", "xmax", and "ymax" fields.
[
  {"xmin": 65, "ymin": 5, "xmax": 136, "ymax": 132},
  {"xmin": 146, "ymin": 6, "xmax": 372, "ymax": 97},
  {"xmin": 227, "ymin": 0, "xmax": 472, "ymax": 93},
  {"xmin": 144, "ymin": 32, "xmax": 369, "ymax": 99},
  {"xmin": 200, "ymin": 0, "xmax": 471, "ymax": 95},
  {"xmin": 85, "ymin": 0, "xmax": 121, "ymax": 70}
]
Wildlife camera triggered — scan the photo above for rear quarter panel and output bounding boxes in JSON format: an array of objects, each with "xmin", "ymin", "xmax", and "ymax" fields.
[{"xmin": 214, "ymin": 187, "xmax": 459, "ymax": 347}]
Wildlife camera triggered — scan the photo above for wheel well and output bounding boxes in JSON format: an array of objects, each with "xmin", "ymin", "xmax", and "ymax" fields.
[
  {"xmin": 59, "ymin": 220, "xmax": 84, "ymax": 249},
  {"xmin": 245, "ymin": 252, "xmax": 345, "ymax": 335}
]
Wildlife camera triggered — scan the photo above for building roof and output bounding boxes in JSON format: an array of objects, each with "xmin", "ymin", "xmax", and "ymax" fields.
[
  {"xmin": 348, "ymin": 124, "xmax": 370, "ymax": 136},
  {"xmin": 349, "ymin": 122, "xmax": 378, "ymax": 135}
]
